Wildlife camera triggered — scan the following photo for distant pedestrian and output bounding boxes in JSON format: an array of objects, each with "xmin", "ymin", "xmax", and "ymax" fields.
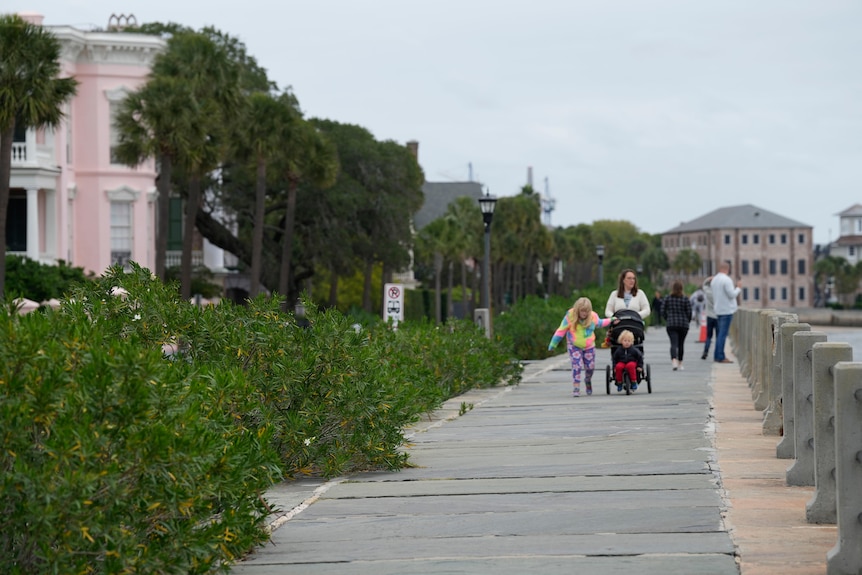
[
  {"xmin": 712, "ymin": 261, "xmax": 742, "ymax": 363},
  {"xmin": 549, "ymin": 297, "xmax": 616, "ymax": 397},
  {"xmin": 662, "ymin": 280, "xmax": 692, "ymax": 371},
  {"xmin": 612, "ymin": 329, "xmax": 644, "ymax": 392},
  {"xmin": 652, "ymin": 290, "xmax": 665, "ymax": 327},
  {"xmin": 701, "ymin": 276, "xmax": 718, "ymax": 360},
  {"xmin": 690, "ymin": 288, "xmax": 706, "ymax": 325}
]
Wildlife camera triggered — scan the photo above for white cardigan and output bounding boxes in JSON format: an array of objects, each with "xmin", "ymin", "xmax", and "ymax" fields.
[{"xmin": 604, "ymin": 289, "xmax": 652, "ymax": 319}]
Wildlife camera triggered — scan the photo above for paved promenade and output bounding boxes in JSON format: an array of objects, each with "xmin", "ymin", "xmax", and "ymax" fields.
[{"xmin": 234, "ymin": 325, "xmax": 837, "ymax": 575}]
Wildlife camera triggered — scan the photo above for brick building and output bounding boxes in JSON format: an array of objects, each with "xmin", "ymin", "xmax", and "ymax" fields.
[{"xmin": 661, "ymin": 204, "xmax": 813, "ymax": 308}]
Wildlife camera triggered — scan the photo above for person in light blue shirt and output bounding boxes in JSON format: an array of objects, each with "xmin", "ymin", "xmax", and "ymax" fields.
[{"xmin": 711, "ymin": 261, "xmax": 742, "ymax": 363}]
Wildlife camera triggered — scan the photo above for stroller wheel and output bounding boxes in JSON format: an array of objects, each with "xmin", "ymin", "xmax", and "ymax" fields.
[{"xmin": 606, "ymin": 365, "xmax": 612, "ymax": 395}]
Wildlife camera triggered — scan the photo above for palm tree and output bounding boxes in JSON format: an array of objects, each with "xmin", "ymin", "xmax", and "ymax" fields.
[
  {"xmin": 443, "ymin": 197, "xmax": 482, "ymax": 317},
  {"xmin": 152, "ymin": 31, "xmax": 242, "ymax": 300},
  {"xmin": 236, "ymin": 91, "xmax": 290, "ymax": 298},
  {"xmin": 275, "ymin": 105, "xmax": 338, "ymax": 309},
  {"xmin": 114, "ymin": 76, "xmax": 196, "ymax": 281},
  {"xmin": 0, "ymin": 15, "xmax": 78, "ymax": 298},
  {"xmin": 671, "ymin": 248, "xmax": 702, "ymax": 283},
  {"xmin": 416, "ymin": 218, "xmax": 449, "ymax": 324}
]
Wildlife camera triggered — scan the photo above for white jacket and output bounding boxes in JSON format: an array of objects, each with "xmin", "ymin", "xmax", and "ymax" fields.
[
  {"xmin": 711, "ymin": 272, "xmax": 740, "ymax": 315},
  {"xmin": 605, "ymin": 289, "xmax": 651, "ymax": 319}
]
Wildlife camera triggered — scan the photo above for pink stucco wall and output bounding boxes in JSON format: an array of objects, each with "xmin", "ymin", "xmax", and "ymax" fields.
[
  {"xmin": 66, "ymin": 60, "xmax": 158, "ymax": 275},
  {"xmin": 45, "ymin": 23, "xmax": 164, "ymax": 277}
]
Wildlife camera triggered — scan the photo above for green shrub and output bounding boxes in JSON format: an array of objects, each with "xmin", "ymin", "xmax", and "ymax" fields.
[
  {"xmin": 494, "ymin": 293, "xmax": 612, "ymax": 360},
  {"xmin": 4, "ymin": 254, "xmax": 92, "ymax": 301},
  {"xmin": 1, "ymin": 263, "xmax": 523, "ymax": 573},
  {"xmin": 1, "ymin": 267, "xmax": 282, "ymax": 574}
]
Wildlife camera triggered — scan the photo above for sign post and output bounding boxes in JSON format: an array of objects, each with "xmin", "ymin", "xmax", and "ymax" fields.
[{"xmin": 383, "ymin": 283, "xmax": 404, "ymax": 327}]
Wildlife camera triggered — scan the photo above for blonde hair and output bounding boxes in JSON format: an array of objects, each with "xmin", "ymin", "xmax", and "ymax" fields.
[
  {"xmin": 567, "ymin": 297, "xmax": 594, "ymax": 328},
  {"xmin": 617, "ymin": 329, "xmax": 635, "ymax": 344}
]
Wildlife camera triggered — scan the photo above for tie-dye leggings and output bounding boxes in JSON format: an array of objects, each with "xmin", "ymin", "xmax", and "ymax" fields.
[{"xmin": 568, "ymin": 345, "xmax": 595, "ymax": 385}]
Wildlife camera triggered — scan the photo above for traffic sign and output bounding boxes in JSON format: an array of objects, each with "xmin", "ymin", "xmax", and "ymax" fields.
[{"xmin": 383, "ymin": 283, "xmax": 404, "ymax": 325}]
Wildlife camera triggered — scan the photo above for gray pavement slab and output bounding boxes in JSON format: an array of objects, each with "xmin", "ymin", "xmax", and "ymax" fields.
[{"xmin": 235, "ymin": 326, "xmax": 738, "ymax": 574}]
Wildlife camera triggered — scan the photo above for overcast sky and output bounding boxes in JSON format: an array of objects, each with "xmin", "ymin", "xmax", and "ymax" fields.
[{"xmin": 8, "ymin": 0, "xmax": 861, "ymax": 245}]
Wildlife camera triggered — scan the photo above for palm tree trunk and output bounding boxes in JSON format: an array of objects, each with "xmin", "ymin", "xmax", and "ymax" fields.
[
  {"xmin": 447, "ymin": 260, "xmax": 454, "ymax": 320},
  {"xmin": 460, "ymin": 260, "xmax": 468, "ymax": 318},
  {"xmin": 362, "ymin": 258, "xmax": 374, "ymax": 312},
  {"xmin": 471, "ymin": 260, "xmax": 479, "ymax": 310},
  {"xmin": 329, "ymin": 265, "xmax": 339, "ymax": 307},
  {"xmin": 249, "ymin": 157, "xmax": 266, "ymax": 298},
  {"xmin": 154, "ymin": 152, "xmax": 172, "ymax": 281},
  {"xmin": 180, "ymin": 174, "xmax": 201, "ymax": 300},
  {"xmin": 434, "ymin": 251, "xmax": 443, "ymax": 324},
  {"xmin": 0, "ymin": 125, "xmax": 14, "ymax": 298},
  {"xmin": 278, "ymin": 177, "xmax": 299, "ymax": 311}
]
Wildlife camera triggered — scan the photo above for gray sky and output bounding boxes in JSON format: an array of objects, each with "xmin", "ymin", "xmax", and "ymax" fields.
[{"xmin": 9, "ymin": 0, "xmax": 861, "ymax": 245}]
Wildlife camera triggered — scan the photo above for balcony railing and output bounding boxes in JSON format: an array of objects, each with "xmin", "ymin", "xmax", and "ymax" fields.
[
  {"xmin": 166, "ymin": 250, "xmax": 204, "ymax": 268},
  {"xmin": 10, "ymin": 141, "xmax": 55, "ymax": 166}
]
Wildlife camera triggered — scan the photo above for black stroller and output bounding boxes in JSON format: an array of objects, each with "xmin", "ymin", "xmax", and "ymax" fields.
[{"xmin": 604, "ymin": 309, "xmax": 652, "ymax": 395}]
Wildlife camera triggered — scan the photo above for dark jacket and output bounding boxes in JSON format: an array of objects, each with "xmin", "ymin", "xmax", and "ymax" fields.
[
  {"xmin": 662, "ymin": 294, "xmax": 692, "ymax": 328},
  {"xmin": 612, "ymin": 344, "xmax": 644, "ymax": 368}
]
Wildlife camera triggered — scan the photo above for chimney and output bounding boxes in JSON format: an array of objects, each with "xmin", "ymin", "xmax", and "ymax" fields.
[
  {"xmin": 527, "ymin": 166, "xmax": 534, "ymax": 188},
  {"xmin": 18, "ymin": 12, "xmax": 45, "ymax": 25},
  {"xmin": 406, "ymin": 140, "xmax": 419, "ymax": 160}
]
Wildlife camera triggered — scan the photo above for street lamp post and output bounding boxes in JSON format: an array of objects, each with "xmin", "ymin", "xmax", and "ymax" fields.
[
  {"xmin": 477, "ymin": 190, "xmax": 497, "ymax": 339},
  {"xmin": 478, "ymin": 190, "xmax": 497, "ymax": 309},
  {"xmin": 596, "ymin": 245, "xmax": 605, "ymax": 287}
]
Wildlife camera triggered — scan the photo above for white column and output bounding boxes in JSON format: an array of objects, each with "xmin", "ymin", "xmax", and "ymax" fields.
[
  {"xmin": 26, "ymin": 188, "xmax": 39, "ymax": 261},
  {"xmin": 203, "ymin": 238, "xmax": 226, "ymax": 273},
  {"xmin": 44, "ymin": 189, "xmax": 56, "ymax": 261}
]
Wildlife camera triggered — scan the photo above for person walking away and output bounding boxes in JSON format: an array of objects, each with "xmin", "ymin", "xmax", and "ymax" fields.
[
  {"xmin": 662, "ymin": 280, "xmax": 692, "ymax": 371},
  {"xmin": 605, "ymin": 268, "xmax": 651, "ymax": 320},
  {"xmin": 549, "ymin": 297, "xmax": 616, "ymax": 397},
  {"xmin": 711, "ymin": 261, "xmax": 742, "ymax": 363},
  {"xmin": 701, "ymin": 276, "xmax": 718, "ymax": 360},
  {"xmin": 651, "ymin": 290, "xmax": 665, "ymax": 327},
  {"xmin": 612, "ymin": 329, "xmax": 644, "ymax": 392}
]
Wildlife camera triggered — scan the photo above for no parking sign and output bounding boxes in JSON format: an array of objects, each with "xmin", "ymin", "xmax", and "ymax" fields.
[{"xmin": 383, "ymin": 283, "xmax": 404, "ymax": 325}]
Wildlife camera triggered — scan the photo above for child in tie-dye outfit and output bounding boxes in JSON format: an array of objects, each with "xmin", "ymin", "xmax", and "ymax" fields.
[{"xmin": 548, "ymin": 297, "xmax": 616, "ymax": 397}]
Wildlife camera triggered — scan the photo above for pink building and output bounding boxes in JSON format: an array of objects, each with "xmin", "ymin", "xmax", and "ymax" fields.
[
  {"xmin": 8, "ymin": 13, "xmax": 164, "ymax": 275},
  {"xmin": 8, "ymin": 13, "xmax": 236, "ymax": 283}
]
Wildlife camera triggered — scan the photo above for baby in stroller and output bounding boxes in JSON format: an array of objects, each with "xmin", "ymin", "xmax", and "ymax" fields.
[
  {"xmin": 605, "ymin": 309, "xmax": 652, "ymax": 394},
  {"xmin": 612, "ymin": 329, "xmax": 644, "ymax": 391}
]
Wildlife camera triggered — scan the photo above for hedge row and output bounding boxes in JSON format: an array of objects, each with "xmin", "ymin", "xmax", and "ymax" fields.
[{"xmin": 1, "ymin": 264, "xmax": 522, "ymax": 574}]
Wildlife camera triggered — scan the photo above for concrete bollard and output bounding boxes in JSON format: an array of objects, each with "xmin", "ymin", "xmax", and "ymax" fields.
[
  {"xmin": 777, "ymin": 323, "xmax": 811, "ymax": 459},
  {"xmin": 786, "ymin": 331, "xmax": 827, "ymax": 486},
  {"xmin": 762, "ymin": 313, "xmax": 797, "ymax": 436},
  {"xmin": 826, "ymin": 362, "xmax": 862, "ymax": 575},
  {"xmin": 737, "ymin": 310, "xmax": 753, "ymax": 381},
  {"xmin": 747, "ymin": 311, "xmax": 761, "ymax": 395},
  {"xmin": 753, "ymin": 310, "xmax": 779, "ymax": 411},
  {"xmin": 806, "ymin": 342, "xmax": 853, "ymax": 524}
]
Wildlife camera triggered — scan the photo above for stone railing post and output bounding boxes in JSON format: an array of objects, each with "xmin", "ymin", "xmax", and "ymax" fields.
[
  {"xmin": 762, "ymin": 313, "xmax": 797, "ymax": 435},
  {"xmin": 734, "ymin": 309, "xmax": 753, "ymax": 378},
  {"xmin": 806, "ymin": 342, "xmax": 852, "ymax": 524},
  {"xmin": 786, "ymin": 331, "xmax": 827, "ymax": 486},
  {"xmin": 753, "ymin": 310, "xmax": 779, "ymax": 411},
  {"xmin": 826, "ymin": 362, "xmax": 862, "ymax": 575},
  {"xmin": 777, "ymin": 323, "xmax": 811, "ymax": 459}
]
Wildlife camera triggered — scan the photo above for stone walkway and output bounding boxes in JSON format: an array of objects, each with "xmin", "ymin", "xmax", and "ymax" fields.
[{"xmin": 233, "ymin": 326, "xmax": 838, "ymax": 574}]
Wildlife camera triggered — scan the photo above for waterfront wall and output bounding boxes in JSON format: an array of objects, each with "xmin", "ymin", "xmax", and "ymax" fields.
[
  {"xmin": 731, "ymin": 309, "xmax": 862, "ymax": 575},
  {"xmin": 777, "ymin": 307, "xmax": 862, "ymax": 327}
]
